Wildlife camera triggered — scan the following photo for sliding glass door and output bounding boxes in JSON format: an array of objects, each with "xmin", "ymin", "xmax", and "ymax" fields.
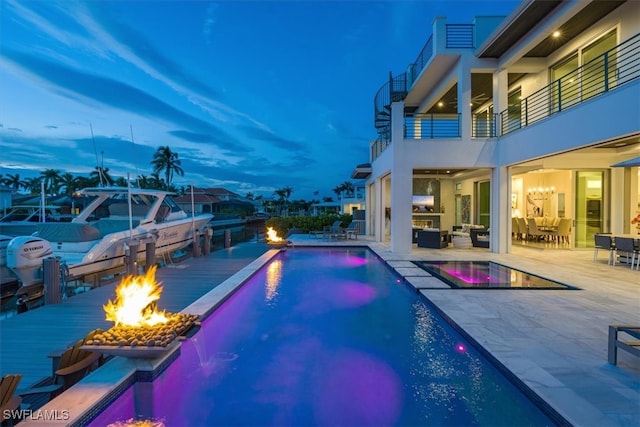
[{"xmin": 575, "ymin": 171, "xmax": 605, "ymax": 248}]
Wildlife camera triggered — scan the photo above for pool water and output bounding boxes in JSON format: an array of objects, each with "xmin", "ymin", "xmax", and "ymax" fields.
[
  {"xmin": 414, "ymin": 260, "xmax": 578, "ymax": 289},
  {"xmin": 89, "ymin": 248, "xmax": 559, "ymax": 426}
]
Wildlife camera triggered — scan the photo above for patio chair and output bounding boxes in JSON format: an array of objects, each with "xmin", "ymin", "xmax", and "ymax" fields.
[
  {"xmin": 593, "ymin": 234, "xmax": 615, "ymax": 264},
  {"xmin": 323, "ymin": 221, "xmax": 343, "ymax": 239},
  {"xmin": 613, "ymin": 236, "xmax": 639, "ymax": 269},
  {"xmin": 0, "ymin": 374, "xmax": 22, "ymax": 416},
  {"xmin": 44, "ymin": 329, "xmax": 105, "ymax": 396},
  {"xmin": 343, "ymin": 222, "xmax": 359, "ymax": 239}
]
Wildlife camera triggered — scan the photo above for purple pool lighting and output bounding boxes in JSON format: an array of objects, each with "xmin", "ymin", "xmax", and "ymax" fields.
[
  {"xmin": 88, "ymin": 248, "xmax": 560, "ymax": 426},
  {"xmin": 416, "ymin": 260, "xmax": 577, "ymax": 289}
]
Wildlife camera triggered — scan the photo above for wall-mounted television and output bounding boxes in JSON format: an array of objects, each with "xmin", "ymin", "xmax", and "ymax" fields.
[{"xmin": 412, "ymin": 195, "xmax": 435, "ymax": 213}]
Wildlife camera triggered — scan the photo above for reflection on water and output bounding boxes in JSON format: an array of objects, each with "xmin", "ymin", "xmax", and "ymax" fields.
[
  {"xmin": 89, "ymin": 248, "xmax": 557, "ymax": 427},
  {"xmin": 265, "ymin": 259, "xmax": 282, "ymax": 302}
]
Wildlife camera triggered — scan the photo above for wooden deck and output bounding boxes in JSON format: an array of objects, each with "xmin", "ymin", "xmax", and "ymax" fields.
[{"xmin": 0, "ymin": 241, "xmax": 270, "ymax": 388}]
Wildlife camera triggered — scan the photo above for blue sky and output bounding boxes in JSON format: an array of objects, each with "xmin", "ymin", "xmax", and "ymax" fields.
[{"xmin": 0, "ymin": 0, "xmax": 518, "ymax": 200}]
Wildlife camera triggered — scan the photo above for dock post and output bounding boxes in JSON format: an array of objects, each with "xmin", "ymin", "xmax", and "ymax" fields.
[
  {"xmin": 193, "ymin": 231, "xmax": 201, "ymax": 257},
  {"xmin": 126, "ymin": 240, "xmax": 139, "ymax": 275},
  {"xmin": 203, "ymin": 228, "xmax": 212, "ymax": 255},
  {"xmin": 145, "ymin": 239, "xmax": 156, "ymax": 271},
  {"xmin": 43, "ymin": 257, "xmax": 61, "ymax": 304},
  {"xmin": 224, "ymin": 229, "xmax": 231, "ymax": 248}
]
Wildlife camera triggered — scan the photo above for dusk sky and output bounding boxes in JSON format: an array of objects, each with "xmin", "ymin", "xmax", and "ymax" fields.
[{"xmin": 0, "ymin": 0, "xmax": 519, "ymax": 200}]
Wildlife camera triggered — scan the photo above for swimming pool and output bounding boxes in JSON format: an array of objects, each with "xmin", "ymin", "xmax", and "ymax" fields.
[
  {"xmin": 414, "ymin": 260, "xmax": 578, "ymax": 289},
  {"xmin": 88, "ymin": 248, "xmax": 560, "ymax": 426}
]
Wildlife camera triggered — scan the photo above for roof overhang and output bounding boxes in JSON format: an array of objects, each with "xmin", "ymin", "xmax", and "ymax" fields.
[
  {"xmin": 611, "ymin": 156, "xmax": 640, "ymax": 167},
  {"xmin": 478, "ymin": 0, "xmax": 626, "ymax": 59},
  {"xmin": 351, "ymin": 163, "xmax": 372, "ymax": 179}
]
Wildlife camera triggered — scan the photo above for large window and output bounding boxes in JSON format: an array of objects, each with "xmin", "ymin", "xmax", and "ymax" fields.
[{"xmin": 550, "ymin": 29, "xmax": 617, "ymax": 111}]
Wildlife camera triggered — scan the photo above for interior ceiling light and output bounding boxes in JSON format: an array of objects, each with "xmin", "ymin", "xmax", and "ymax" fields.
[
  {"xmin": 438, "ymin": 102, "xmax": 444, "ymax": 107},
  {"xmin": 553, "ymin": 30, "xmax": 561, "ymax": 38}
]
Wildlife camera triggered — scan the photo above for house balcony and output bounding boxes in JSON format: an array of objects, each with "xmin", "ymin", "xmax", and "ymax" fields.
[{"xmin": 500, "ymin": 33, "xmax": 640, "ymax": 135}]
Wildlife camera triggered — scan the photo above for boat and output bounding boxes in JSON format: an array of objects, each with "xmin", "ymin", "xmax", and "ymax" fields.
[
  {"xmin": 0, "ymin": 235, "xmax": 20, "ymax": 300},
  {"xmin": 0, "ymin": 205, "xmax": 74, "ymax": 236},
  {"xmin": 6, "ymin": 187, "xmax": 213, "ymax": 287}
]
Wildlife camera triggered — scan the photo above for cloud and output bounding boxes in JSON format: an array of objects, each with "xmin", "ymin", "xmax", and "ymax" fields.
[
  {"xmin": 1, "ymin": 48, "xmax": 249, "ymax": 154},
  {"xmin": 203, "ymin": 3, "xmax": 218, "ymax": 45},
  {"xmin": 85, "ymin": 3, "xmax": 221, "ymax": 101},
  {"xmin": 238, "ymin": 124, "xmax": 307, "ymax": 152}
]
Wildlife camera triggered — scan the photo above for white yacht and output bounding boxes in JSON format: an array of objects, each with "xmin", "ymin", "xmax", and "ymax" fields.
[
  {"xmin": 6, "ymin": 187, "xmax": 213, "ymax": 286},
  {"xmin": 0, "ymin": 205, "xmax": 73, "ymax": 236}
]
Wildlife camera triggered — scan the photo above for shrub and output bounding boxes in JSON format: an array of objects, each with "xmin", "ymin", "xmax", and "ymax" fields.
[{"xmin": 265, "ymin": 214, "xmax": 352, "ymax": 236}]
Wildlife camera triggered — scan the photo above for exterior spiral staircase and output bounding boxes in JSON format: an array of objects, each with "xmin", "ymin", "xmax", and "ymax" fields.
[{"xmin": 373, "ymin": 72, "xmax": 409, "ymax": 142}]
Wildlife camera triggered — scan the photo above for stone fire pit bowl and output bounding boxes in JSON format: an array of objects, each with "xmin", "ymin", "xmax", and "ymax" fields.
[
  {"xmin": 267, "ymin": 240, "xmax": 291, "ymax": 249},
  {"xmin": 81, "ymin": 313, "xmax": 200, "ymax": 358}
]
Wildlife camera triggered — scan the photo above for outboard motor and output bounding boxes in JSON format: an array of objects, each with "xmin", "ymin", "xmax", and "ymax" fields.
[{"xmin": 6, "ymin": 236, "xmax": 53, "ymax": 286}]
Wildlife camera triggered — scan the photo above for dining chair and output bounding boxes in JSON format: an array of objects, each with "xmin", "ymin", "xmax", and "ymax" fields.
[
  {"xmin": 552, "ymin": 218, "xmax": 571, "ymax": 244},
  {"xmin": 613, "ymin": 236, "xmax": 639, "ymax": 269},
  {"xmin": 593, "ymin": 234, "xmax": 614, "ymax": 264},
  {"xmin": 526, "ymin": 218, "xmax": 552, "ymax": 241}
]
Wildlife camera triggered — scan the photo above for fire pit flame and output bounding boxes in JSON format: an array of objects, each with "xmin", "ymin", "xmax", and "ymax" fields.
[
  {"xmin": 104, "ymin": 265, "xmax": 169, "ymax": 327},
  {"xmin": 266, "ymin": 227, "xmax": 284, "ymax": 243}
]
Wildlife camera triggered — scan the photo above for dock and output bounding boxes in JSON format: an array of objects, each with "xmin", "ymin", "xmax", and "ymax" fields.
[{"xmin": 0, "ymin": 241, "xmax": 271, "ymax": 388}]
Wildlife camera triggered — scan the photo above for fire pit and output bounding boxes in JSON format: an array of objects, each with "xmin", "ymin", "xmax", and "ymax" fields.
[
  {"xmin": 266, "ymin": 227, "xmax": 290, "ymax": 248},
  {"xmin": 81, "ymin": 266, "xmax": 199, "ymax": 358}
]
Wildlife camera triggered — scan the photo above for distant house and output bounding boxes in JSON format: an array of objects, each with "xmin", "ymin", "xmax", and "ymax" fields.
[
  {"xmin": 338, "ymin": 183, "xmax": 366, "ymax": 215},
  {"xmin": 0, "ymin": 186, "xmax": 12, "ymax": 212},
  {"xmin": 174, "ymin": 188, "xmax": 255, "ymax": 218},
  {"xmin": 309, "ymin": 201, "xmax": 341, "ymax": 216}
]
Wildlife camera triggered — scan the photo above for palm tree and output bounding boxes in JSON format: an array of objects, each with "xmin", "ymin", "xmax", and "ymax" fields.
[
  {"xmin": 2, "ymin": 173, "xmax": 27, "ymax": 192},
  {"xmin": 341, "ymin": 181, "xmax": 355, "ymax": 197},
  {"xmin": 89, "ymin": 166, "xmax": 112, "ymax": 187},
  {"xmin": 40, "ymin": 169, "xmax": 61, "ymax": 194},
  {"xmin": 114, "ymin": 177, "xmax": 128, "ymax": 187},
  {"xmin": 151, "ymin": 146, "xmax": 184, "ymax": 188},
  {"xmin": 24, "ymin": 177, "xmax": 43, "ymax": 194},
  {"xmin": 58, "ymin": 173, "xmax": 79, "ymax": 196}
]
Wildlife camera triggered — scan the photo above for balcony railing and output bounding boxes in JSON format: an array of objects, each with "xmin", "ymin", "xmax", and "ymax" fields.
[
  {"xmin": 472, "ymin": 113, "xmax": 498, "ymax": 138},
  {"xmin": 446, "ymin": 24, "xmax": 474, "ymax": 48},
  {"xmin": 408, "ymin": 35, "xmax": 433, "ymax": 88},
  {"xmin": 404, "ymin": 114, "xmax": 461, "ymax": 139},
  {"xmin": 371, "ymin": 138, "xmax": 391, "ymax": 161},
  {"xmin": 407, "ymin": 24, "xmax": 474, "ymax": 88},
  {"xmin": 501, "ymin": 33, "xmax": 640, "ymax": 135}
]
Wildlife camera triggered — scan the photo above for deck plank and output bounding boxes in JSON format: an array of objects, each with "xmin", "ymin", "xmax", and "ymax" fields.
[{"xmin": 0, "ymin": 242, "xmax": 270, "ymax": 387}]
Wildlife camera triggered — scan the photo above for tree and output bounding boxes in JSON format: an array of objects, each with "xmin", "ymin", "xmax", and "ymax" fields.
[
  {"xmin": 40, "ymin": 169, "xmax": 61, "ymax": 194},
  {"xmin": 151, "ymin": 146, "xmax": 184, "ymax": 188},
  {"xmin": 341, "ymin": 181, "xmax": 355, "ymax": 197},
  {"xmin": 24, "ymin": 177, "xmax": 43, "ymax": 194},
  {"xmin": 2, "ymin": 173, "xmax": 26, "ymax": 192},
  {"xmin": 58, "ymin": 173, "xmax": 79, "ymax": 196},
  {"xmin": 89, "ymin": 166, "xmax": 112, "ymax": 187}
]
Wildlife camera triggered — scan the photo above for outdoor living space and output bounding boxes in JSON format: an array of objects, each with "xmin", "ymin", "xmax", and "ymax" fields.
[{"xmin": 5, "ymin": 235, "xmax": 639, "ymax": 426}]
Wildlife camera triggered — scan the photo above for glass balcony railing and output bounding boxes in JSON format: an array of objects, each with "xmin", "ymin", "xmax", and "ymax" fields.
[{"xmin": 500, "ymin": 33, "xmax": 640, "ymax": 135}]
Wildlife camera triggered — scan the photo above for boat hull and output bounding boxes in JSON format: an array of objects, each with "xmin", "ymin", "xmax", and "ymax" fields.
[{"xmin": 7, "ymin": 216, "xmax": 211, "ymax": 286}]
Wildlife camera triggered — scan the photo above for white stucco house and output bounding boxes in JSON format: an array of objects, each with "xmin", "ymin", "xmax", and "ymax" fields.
[{"xmin": 355, "ymin": 0, "xmax": 640, "ymax": 254}]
